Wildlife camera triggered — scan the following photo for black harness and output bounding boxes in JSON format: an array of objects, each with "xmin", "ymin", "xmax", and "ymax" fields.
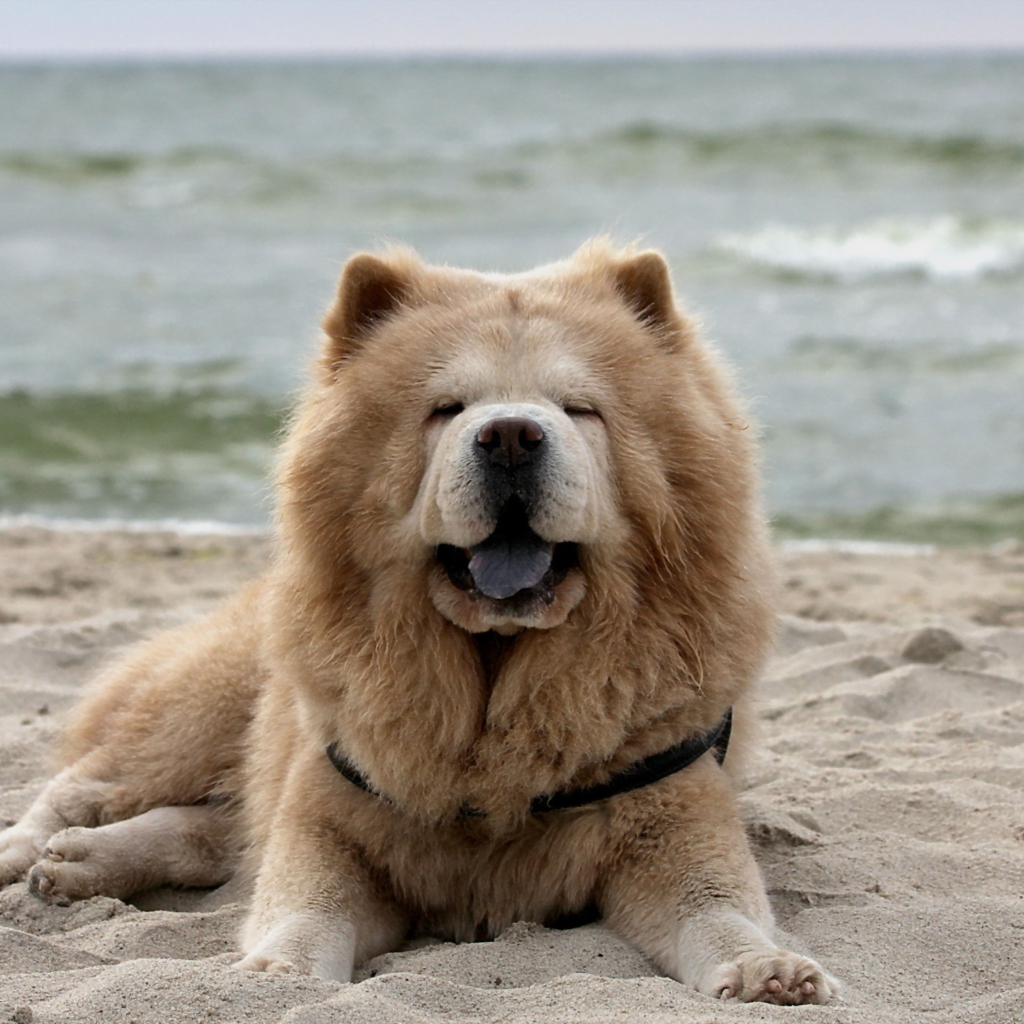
[{"xmin": 325, "ymin": 706, "xmax": 732, "ymax": 817}]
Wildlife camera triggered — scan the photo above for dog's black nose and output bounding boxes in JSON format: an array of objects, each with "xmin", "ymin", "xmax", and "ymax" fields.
[{"xmin": 476, "ymin": 417, "xmax": 545, "ymax": 468}]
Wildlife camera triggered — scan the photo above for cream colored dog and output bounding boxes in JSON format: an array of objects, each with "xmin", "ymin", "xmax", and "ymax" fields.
[{"xmin": 0, "ymin": 242, "xmax": 837, "ymax": 1004}]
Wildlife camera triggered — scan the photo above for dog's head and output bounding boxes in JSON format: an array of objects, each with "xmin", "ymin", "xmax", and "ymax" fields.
[{"xmin": 279, "ymin": 242, "xmax": 757, "ymax": 636}]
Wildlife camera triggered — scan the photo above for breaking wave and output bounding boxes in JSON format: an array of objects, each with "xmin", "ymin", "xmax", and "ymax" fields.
[{"xmin": 715, "ymin": 217, "xmax": 1024, "ymax": 282}]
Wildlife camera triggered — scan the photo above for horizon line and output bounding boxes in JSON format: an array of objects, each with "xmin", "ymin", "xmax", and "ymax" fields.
[{"xmin": 2, "ymin": 45, "xmax": 1023, "ymax": 65}]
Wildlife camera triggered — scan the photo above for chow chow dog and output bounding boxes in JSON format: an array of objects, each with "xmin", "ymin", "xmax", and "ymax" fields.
[{"xmin": 0, "ymin": 242, "xmax": 836, "ymax": 1004}]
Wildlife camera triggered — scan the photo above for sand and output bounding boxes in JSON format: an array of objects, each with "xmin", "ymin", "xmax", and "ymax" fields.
[{"xmin": 1, "ymin": 526, "xmax": 1023, "ymax": 1023}]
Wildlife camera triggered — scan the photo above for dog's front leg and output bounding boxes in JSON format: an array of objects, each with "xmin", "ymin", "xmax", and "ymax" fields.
[
  {"xmin": 239, "ymin": 827, "xmax": 407, "ymax": 980},
  {"xmin": 238, "ymin": 762, "xmax": 407, "ymax": 981},
  {"xmin": 601, "ymin": 758, "xmax": 838, "ymax": 1005}
]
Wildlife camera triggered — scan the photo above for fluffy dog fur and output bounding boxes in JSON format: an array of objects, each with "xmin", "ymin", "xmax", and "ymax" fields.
[{"xmin": 0, "ymin": 242, "xmax": 836, "ymax": 1004}]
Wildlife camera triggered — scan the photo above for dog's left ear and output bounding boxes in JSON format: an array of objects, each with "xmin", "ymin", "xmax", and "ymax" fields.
[
  {"xmin": 612, "ymin": 251, "xmax": 685, "ymax": 351},
  {"xmin": 321, "ymin": 253, "xmax": 414, "ymax": 368}
]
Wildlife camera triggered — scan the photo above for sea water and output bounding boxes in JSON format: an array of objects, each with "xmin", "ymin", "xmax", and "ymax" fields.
[{"xmin": 0, "ymin": 55, "xmax": 1022, "ymax": 541}]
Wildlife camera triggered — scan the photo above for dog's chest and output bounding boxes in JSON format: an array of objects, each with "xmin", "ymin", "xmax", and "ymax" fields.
[{"xmin": 374, "ymin": 810, "xmax": 609, "ymax": 943}]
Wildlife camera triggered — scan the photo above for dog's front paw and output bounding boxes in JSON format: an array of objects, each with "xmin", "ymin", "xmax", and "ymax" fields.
[
  {"xmin": 236, "ymin": 951, "xmax": 299, "ymax": 974},
  {"xmin": 238, "ymin": 911, "xmax": 358, "ymax": 982},
  {"xmin": 706, "ymin": 949, "xmax": 839, "ymax": 1005}
]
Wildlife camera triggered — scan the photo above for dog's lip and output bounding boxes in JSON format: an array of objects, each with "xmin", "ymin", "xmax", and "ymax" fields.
[
  {"xmin": 435, "ymin": 501, "xmax": 580, "ymax": 605},
  {"xmin": 436, "ymin": 541, "xmax": 579, "ymax": 606}
]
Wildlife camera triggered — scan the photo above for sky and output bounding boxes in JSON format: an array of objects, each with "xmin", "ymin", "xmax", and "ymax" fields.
[{"xmin": 1, "ymin": 0, "xmax": 1023, "ymax": 60}]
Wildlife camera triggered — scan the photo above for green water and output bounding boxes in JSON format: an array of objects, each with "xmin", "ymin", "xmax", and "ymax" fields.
[{"xmin": 0, "ymin": 380, "xmax": 284, "ymax": 522}]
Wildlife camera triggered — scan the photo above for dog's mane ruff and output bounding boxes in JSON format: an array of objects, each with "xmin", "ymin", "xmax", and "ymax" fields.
[{"xmin": 265, "ymin": 244, "xmax": 776, "ymax": 831}]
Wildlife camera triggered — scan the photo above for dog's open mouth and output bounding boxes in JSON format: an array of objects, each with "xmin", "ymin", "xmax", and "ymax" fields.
[{"xmin": 437, "ymin": 499, "xmax": 579, "ymax": 606}]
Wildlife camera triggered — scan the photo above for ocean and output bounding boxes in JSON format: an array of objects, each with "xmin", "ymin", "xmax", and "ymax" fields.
[{"xmin": 1, "ymin": 55, "xmax": 1022, "ymax": 541}]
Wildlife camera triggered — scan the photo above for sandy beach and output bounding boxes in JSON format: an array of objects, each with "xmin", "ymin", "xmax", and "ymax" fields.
[{"xmin": 1, "ymin": 526, "xmax": 1023, "ymax": 1023}]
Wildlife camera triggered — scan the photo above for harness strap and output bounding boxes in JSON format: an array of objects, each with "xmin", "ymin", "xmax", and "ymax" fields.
[
  {"xmin": 529, "ymin": 707, "xmax": 732, "ymax": 814},
  {"xmin": 325, "ymin": 706, "xmax": 733, "ymax": 817}
]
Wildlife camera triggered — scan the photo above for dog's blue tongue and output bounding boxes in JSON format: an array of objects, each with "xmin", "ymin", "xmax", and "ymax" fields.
[{"xmin": 468, "ymin": 531, "xmax": 554, "ymax": 600}]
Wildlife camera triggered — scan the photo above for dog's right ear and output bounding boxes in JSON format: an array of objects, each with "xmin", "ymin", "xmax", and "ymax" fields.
[{"xmin": 321, "ymin": 253, "xmax": 413, "ymax": 368}]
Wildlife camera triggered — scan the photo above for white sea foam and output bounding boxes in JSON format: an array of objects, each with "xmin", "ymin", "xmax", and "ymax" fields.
[
  {"xmin": 778, "ymin": 538, "xmax": 937, "ymax": 557},
  {"xmin": 716, "ymin": 216, "xmax": 1024, "ymax": 282},
  {"xmin": 0, "ymin": 513, "xmax": 266, "ymax": 536}
]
